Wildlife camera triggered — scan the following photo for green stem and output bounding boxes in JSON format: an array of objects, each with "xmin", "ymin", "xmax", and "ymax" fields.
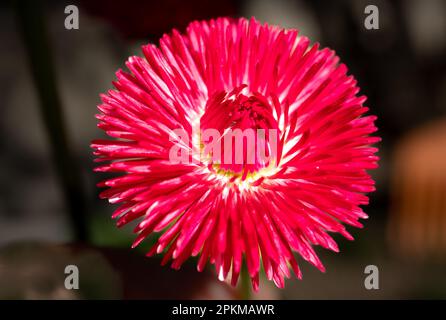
[
  {"xmin": 240, "ymin": 262, "xmax": 252, "ymax": 299},
  {"xmin": 15, "ymin": 0, "xmax": 88, "ymax": 242}
]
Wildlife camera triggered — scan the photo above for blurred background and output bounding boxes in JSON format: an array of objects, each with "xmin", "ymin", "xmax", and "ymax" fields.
[{"xmin": 1, "ymin": 0, "xmax": 446, "ymax": 299}]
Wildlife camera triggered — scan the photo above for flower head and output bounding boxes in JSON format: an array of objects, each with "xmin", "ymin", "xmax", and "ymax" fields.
[{"xmin": 92, "ymin": 17, "xmax": 379, "ymax": 290}]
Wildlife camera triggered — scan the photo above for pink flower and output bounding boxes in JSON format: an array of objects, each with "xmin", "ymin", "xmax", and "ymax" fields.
[{"xmin": 92, "ymin": 17, "xmax": 380, "ymax": 291}]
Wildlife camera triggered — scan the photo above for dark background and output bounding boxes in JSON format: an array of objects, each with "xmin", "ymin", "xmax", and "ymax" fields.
[{"xmin": 1, "ymin": 0, "xmax": 446, "ymax": 299}]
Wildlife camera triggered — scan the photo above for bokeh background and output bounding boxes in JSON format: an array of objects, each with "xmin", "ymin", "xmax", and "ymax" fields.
[{"xmin": 1, "ymin": 0, "xmax": 446, "ymax": 299}]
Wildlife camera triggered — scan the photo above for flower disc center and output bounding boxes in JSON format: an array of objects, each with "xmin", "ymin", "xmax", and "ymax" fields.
[{"xmin": 199, "ymin": 87, "xmax": 279, "ymax": 182}]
